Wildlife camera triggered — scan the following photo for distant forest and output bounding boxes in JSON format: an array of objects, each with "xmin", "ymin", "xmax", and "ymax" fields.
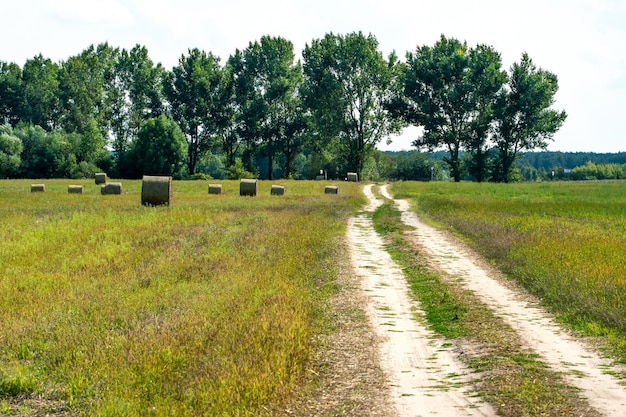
[{"xmin": 377, "ymin": 150, "xmax": 626, "ymax": 182}]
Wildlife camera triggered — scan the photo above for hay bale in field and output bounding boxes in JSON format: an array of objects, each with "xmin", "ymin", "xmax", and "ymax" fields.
[
  {"xmin": 95, "ymin": 173, "xmax": 107, "ymax": 185},
  {"xmin": 208, "ymin": 184, "xmax": 222, "ymax": 195},
  {"xmin": 141, "ymin": 175, "xmax": 172, "ymax": 206},
  {"xmin": 30, "ymin": 184, "xmax": 45, "ymax": 192},
  {"xmin": 315, "ymin": 175, "xmax": 325, "ymax": 180},
  {"xmin": 68, "ymin": 185, "xmax": 83, "ymax": 194},
  {"xmin": 325, "ymin": 185, "xmax": 339, "ymax": 195},
  {"xmin": 101, "ymin": 182, "xmax": 123, "ymax": 195},
  {"xmin": 240, "ymin": 179, "xmax": 257, "ymax": 196},
  {"xmin": 270, "ymin": 185, "xmax": 285, "ymax": 196},
  {"xmin": 347, "ymin": 172, "xmax": 358, "ymax": 182}
]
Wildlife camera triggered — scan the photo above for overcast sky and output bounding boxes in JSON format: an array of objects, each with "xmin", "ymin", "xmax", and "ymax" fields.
[{"xmin": 3, "ymin": 0, "xmax": 625, "ymax": 153}]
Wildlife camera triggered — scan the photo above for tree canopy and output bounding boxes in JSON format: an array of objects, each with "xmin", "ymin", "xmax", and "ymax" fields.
[
  {"xmin": 303, "ymin": 32, "xmax": 403, "ymax": 178},
  {"xmin": 0, "ymin": 33, "xmax": 568, "ymax": 182}
]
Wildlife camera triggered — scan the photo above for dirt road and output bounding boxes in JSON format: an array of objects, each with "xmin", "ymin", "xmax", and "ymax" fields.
[{"xmin": 348, "ymin": 184, "xmax": 626, "ymax": 416}]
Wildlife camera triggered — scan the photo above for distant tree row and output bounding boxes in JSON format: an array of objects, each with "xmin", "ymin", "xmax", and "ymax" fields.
[{"xmin": 0, "ymin": 33, "xmax": 566, "ymax": 181}]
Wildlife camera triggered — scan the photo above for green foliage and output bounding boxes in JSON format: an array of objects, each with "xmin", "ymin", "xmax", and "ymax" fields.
[
  {"xmin": 230, "ymin": 36, "xmax": 306, "ymax": 180},
  {"xmin": 0, "ymin": 36, "xmax": 571, "ymax": 182},
  {"xmin": 303, "ymin": 32, "xmax": 402, "ymax": 178},
  {"xmin": 569, "ymin": 161, "xmax": 625, "ymax": 180},
  {"xmin": 492, "ymin": 53, "xmax": 567, "ymax": 182},
  {"xmin": 165, "ymin": 48, "xmax": 224, "ymax": 175},
  {"xmin": 0, "ymin": 124, "xmax": 22, "ymax": 177},
  {"xmin": 20, "ymin": 55, "xmax": 60, "ymax": 130},
  {"xmin": 399, "ymin": 35, "xmax": 507, "ymax": 182},
  {"xmin": 131, "ymin": 115, "xmax": 188, "ymax": 177},
  {"xmin": 0, "ymin": 61, "xmax": 23, "ymax": 126},
  {"xmin": 227, "ymin": 157, "xmax": 255, "ymax": 179}
]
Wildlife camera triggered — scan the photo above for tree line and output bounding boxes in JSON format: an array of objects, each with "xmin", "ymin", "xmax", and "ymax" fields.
[{"xmin": 0, "ymin": 33, "xmax": 566, "ymax": 182}]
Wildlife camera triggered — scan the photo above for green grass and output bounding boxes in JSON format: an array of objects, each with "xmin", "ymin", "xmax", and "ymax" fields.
[
  {"xmin": 390, "ymin": 180, "xmax": 626, "ymax": 362},
  {"xmin": 0, "ymin": 179, "xmax": 364, "ymax": 416}
]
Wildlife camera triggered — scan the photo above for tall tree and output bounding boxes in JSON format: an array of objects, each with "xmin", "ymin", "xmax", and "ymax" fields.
[
  {"xmin": 0, "ymin": 61, "xmax": 23, "ymax": 126},
  {"xmin": 302, "ymin": 32, "xmax": 402, "ymax": 179},
  {"xmin": 111, "ymin": 45, "xmax": 165, "ymax": 177},
  {"xmin": 165, "ymin": 48, "xmax": 223, "ymax": 175},
  {"xmin": 20, "ymin": 55, "xmax": 60, "ymax": 130},
  {"xmin": 465, "ymin": 45, "xmax": 507, "ymax": 182},
  {"xmin": 230, "ymin": 36, "xmax": 305, "ymax": 179},
  {"xmin": 399, "ymin": 35, "xmax": 506, "ymax": 182},
  {"xmin": 215, "ymin": 62, "xmax": 240, "ymax": 168},
  {"xmin": 492, "ymin": 53, "xmax": 567, "ymax": 182},
  {"xmin": 57, "ymin": 43, "xmax": 118, "ymax": 136}
]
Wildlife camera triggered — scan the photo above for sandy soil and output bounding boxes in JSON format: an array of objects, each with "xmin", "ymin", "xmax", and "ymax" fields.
[{"xmin": 347, "ymin": 183, "xmax": 626, "ymax": 416}]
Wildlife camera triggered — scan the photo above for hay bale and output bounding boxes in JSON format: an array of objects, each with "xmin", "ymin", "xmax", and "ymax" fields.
[
  {"xmin": 270, "ymin": 185, "xmax": 285, "ymax": 196},
  {"xmin": 325, "ymin": 185, "xmax": 339, "ymax": 195},
  {"xmin": 68, "ymin": 185, "xmax": 83, "ymax": 194},
  {"xmin": 141, "ymin": 175, "xmax": 172, "ymax": 206},
  {"xmin": 208, "ymin": 184, "xmax": 222, "ymax": 195},
  {"xmin": 101, "ymin": 182, "xmax": 123, "ymax": 195},
  {"xmin": 95, "ymin": 173, "xmax": 107, "ymax": 185},
  {"xmin": 240, "ymin": 179, "xmax": 257, "ymax": 197},
  {"xmin": 30, "ymin": 184, "xmax": 45, "ymax": 193},
  {"xmin": 315, "ymin": 175, "xmax": 325, "ymax": 180},
  {"xmin": 347, "ymin": 172, "xmax": 358, "ymax": 182}
]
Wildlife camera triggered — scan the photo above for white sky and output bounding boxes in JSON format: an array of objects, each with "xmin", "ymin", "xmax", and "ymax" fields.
[{"xmin": 2, "ymin": 0, "xmax": 625, "ymax": 153}]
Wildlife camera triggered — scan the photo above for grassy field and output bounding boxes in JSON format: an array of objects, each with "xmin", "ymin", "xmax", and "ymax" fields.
[
  {"xmin": 389, "ymin": 180, "xmax": 626, "ymax": 361},
  {"xmin": 0, "ymin": 179, "xmax": 364, "ymax": 416}
]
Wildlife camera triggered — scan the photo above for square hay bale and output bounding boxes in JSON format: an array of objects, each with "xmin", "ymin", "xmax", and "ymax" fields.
[
  {"xmin": 270, "ymin": 185, "xmax": 285, "ymax": 196},
  {"xmin": 95, "ymin": 173, "xmax": 107, "ymax": 185},
  {"xmin": 325, "ymin": 185, "xmax": 339, "ymax": 195},
  {"xmin": 68, "ymin": 185, "xmax": 83, "ymax": 194},
  {"xmin": 315, "ymin": 175, "xmax": 325, "ymax": 180},
  {"xmin": 141, "ymin": 175, "xmax": 172, "ymax": 206},
  {"xmin": 347, "ymin": 172, "xmax": 358, "ymax": 182},
  {"xmin": 101, "ymin": 182, "xmax": 123, "ymax": 195},
  {"xmin": 240, "ymin": 179, "xmax": 258, "ymax": 196},
  {"xmin": 30, "ymin": 184, "xmax": 45, "ymax": 192},
  {"xmin": 208, "ymin": 184, "xmax": 222, "ymax": 195}
]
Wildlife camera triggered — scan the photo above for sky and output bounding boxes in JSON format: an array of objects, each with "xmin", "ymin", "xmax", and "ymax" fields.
[{"xmin": 2, "ymin": 0, "xmax": 625, "ymax": 153}]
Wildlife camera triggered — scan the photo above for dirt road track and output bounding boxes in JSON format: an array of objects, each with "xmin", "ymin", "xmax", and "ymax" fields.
[
  {"xmin": 347, "ymin": 184, "xmax": 496, "ymax": 416},
  {"xmin": 349, "ymin": 183, "xmax": 626, "ymax": 416}
]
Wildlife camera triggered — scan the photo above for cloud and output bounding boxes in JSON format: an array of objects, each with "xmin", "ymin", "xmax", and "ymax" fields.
[{"xmin": 43, "ymin": 0, "xmax": 134, "ymax": 26}]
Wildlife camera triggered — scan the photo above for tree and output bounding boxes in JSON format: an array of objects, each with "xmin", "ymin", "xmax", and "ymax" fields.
[
  {"xmin": 57, "ymin": 44, "xmax": 118, "ymax": 136},
  {"xmin": 15, "ymin": 123, "xmax": 65, "ymax": 178},
  {"xmin": 302, "ymin": 32, "xmax": 402, "ymax": 179},
  {"xmin": 399, "ymin": 35, "xmax": 506, "ymax": 182},
  {"xmin": 20, "ymin": 55, "xmax": 60, "ymax": 130},
  {"xmin": 230, "ymin": 36, "xmax": 306, "ymax": 179},
  {"xmin": 492, "ymin": 53, "xmax": 567, "ymax": 182},
  {"xmin": 465, "ymin": 45, "xmax": 507, "ymax": 182},
  {"xmin": 129, "ymin": 115, "xmax": 187, "ymax": 178},
  {"xmin": 0, "ymin": 61, "xmax": 23, "ymax": 126},
  {"xmin": 0, "ymin": 124, "xmax": 22, "ymax": 177},
  {"xmin": 111, "ymin": 45, "xmax": 165, "ymax": 177},
  {"xmin": 164, "ymin": 48, "xmax": 224, "ymax": 175}
]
